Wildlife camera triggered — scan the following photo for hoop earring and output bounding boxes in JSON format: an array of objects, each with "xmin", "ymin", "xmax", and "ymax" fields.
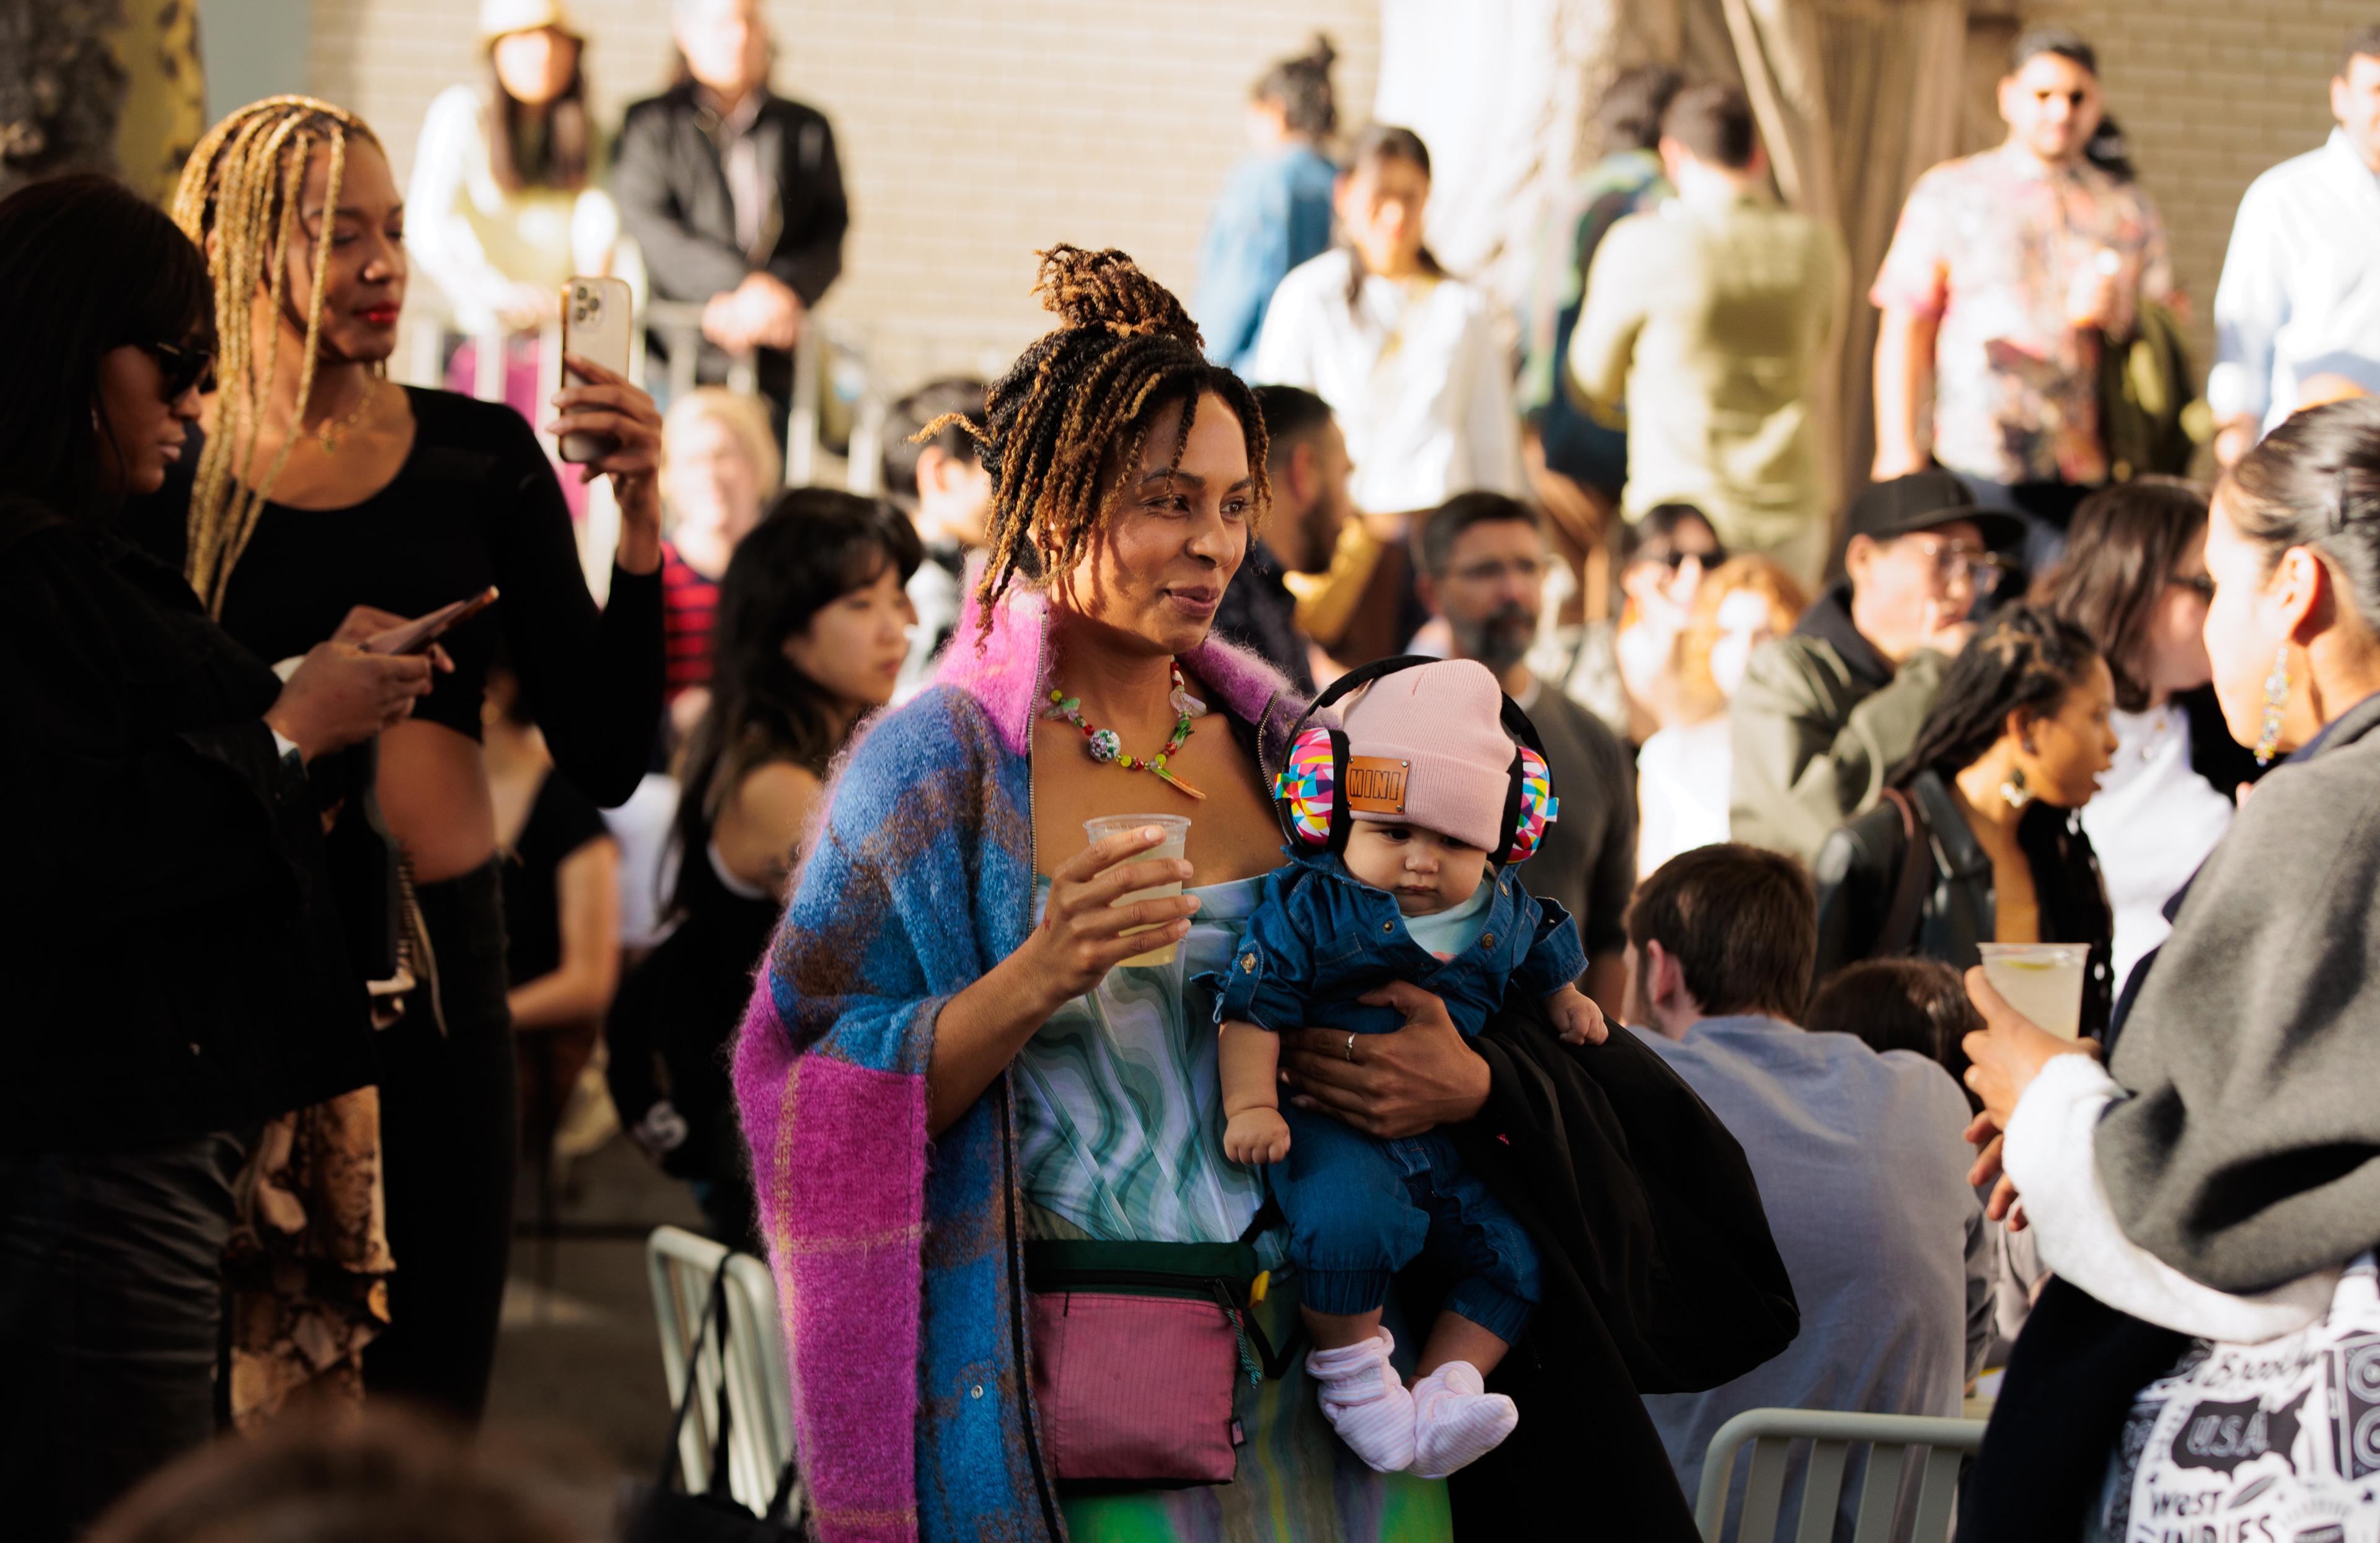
[
  {"xmin": 2254, "ymin": 644, "xmax": 2291, "ymax": 765},
  {"xmin": 1998, "ymin": 763, "xmax": 2034, "ymax": 811}
]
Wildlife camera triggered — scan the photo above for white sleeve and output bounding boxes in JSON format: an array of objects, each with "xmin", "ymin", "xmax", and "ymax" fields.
[
  {"xmin": 404, "ymin": 87, "xmax": 515, "ymax": 329},
  {"xmin": 1250, "ymin": 268, "xmax": 1316, "ymax": 389},
  {"xmin": 2002, "ymin": 1053, "xmax": 2337, "ymax": 1343},
  {"xmin": 1461, "ymin": 293, "xmax": 1526, "ymax": 497},
  {"xmin": 2207, "ymin": 172, "xmax": 2285, "ymax": 429}
]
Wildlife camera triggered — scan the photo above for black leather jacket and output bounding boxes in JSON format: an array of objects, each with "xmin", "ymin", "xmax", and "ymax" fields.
[{"xmin": 1811, "ymin": 768, "xmax": 2116, "ymax": 1037}]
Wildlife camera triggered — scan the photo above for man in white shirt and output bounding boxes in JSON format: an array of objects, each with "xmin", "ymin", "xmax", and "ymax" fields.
[
  {"xmin": 1624, "ymin": 844, "xmax": 1990, "ymax": 1541},
  {"xmin": 2210, "ymin": 25, "xmax": 2380, "ymax": 466}
]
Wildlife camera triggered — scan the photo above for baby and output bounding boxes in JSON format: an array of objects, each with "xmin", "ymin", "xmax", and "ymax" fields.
[{"xmin": 1204, "ymin": 659, "xmax": 1603, "ymax": 1479}]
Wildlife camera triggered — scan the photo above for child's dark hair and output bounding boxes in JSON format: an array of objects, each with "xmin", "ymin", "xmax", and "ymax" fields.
[
  {"xmin": 1895, "ymin": 603, "xmax": 2103, "ymax": 786},
  {"xmin": 927, "ymin": 245, "xmax": 1269, "ymax": 630},
  {"xmin": 1805, "ymin": 958, "xmax": 1984, "ymax": 1113},
  {"xmin": 1253, "ymin": 35, "xmax": 1337, "ymax": 139},
  {"xmin": 671, "ymin": 489, "xmax": 920, "ymax": 914}
]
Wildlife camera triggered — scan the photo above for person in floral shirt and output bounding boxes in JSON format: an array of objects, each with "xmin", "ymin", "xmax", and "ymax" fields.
[{"xmin": 1870, "ymin": 25, "xmax": 2175, "ymax": 572}]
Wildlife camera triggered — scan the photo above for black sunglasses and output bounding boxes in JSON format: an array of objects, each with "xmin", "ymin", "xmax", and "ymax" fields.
[
  {"xmin": 1646, "ymin": 544, "xmax": 1727, "ymax": 572},
  {"xmin": 141, "ymin": 339, "xmax": 218, "ymax": 400}
]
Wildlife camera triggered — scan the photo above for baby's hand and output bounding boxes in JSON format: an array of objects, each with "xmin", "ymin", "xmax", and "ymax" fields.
[
  {"xmin": 1547, "ymin": 985, "xmax": 1608, "ymax": 1046},
  {"xmin": 1224, "ymin": 1107, "xmax": 1292, "ymax": 1166}
]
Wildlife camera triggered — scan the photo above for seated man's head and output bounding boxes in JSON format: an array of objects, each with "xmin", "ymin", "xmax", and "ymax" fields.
[
  {"xmin": 1334, "ymin": 659, "xmax": 1518, "ymax": 916},
  {"xmin": 1619, "ymin": 502, "xmax": 1726, "ymax": 627},
  {"xmin": 883, "ymin": 377, "xmax": 991, "ymax": 549},
  {"xmin": 1417, "ymin": 492, "xmax": 1551, "ymax": 676},
  {"xmin": 1624, "ymin": 844, "xmax": 1815, "ymax": 1033},
  {"xmin": 1841, "ymin": 471, "xmax": 2017, "ymax": 663},
  {"xmin": 1657, "ymin": 83, "xmax": 1765, "ymax": 194},
  {"xmin": 1252, "ymin": 384, "xmax": 1351, "ymax": 576},
  {"xmin": 660, "ymin": 387, "xmax": 780, "ymax": 578}
]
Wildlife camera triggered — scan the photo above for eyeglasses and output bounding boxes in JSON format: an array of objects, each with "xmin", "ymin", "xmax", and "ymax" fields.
[
  {"xmin": 1900, "ymin": 534, "xmax": 2013, "ymax": 588},
  {"xmin": 2169, "ymin": 573, "xmax": 2216, "ymax": 603},
  {"xmin": 1446, "ymin": 555, "xmax": 1548, "ymax": 585},
  {"xmin": 140, "ymin": 339, "xmax": 217, "ymax": 400},
  {"xmin": 1635, "ymin": 545, "xmax": 1727, "ymax": 573}
]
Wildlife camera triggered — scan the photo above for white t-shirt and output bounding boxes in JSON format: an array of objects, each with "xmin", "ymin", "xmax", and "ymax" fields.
[
  {"xmin": 2078, "ymin": 704, "xmax": 2235, "ymax": 991},
  {"xmin": 1251, "ymin": 249, "xmax": 1525, "ymax": 515},
  {"xmin": 1636, "ymin": 714, "xmax": 1733, "ymax": 879}
]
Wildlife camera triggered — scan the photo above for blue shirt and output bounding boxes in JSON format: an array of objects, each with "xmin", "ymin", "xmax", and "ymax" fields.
[
  {"xmin": 1192, "ymin": 145, "xmax": 1339, "ymax": 377},
  {"xmin": 1204, "ymin": 850, "xmax": 1585, "ymax": 1038},
  {"xmin": 1631, "ymin": 1016, "xmax": 1988, "ymax": 1542}
]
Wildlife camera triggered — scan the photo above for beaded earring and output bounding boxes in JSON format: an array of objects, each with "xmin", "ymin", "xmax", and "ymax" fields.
[
  {"xmin": 2254, "ymin": 644, "xmax": 2291, "ymax": 765},
  {"xmin": 1998, "ymin": 764, "xmax": 2033, "ymax": 811}
]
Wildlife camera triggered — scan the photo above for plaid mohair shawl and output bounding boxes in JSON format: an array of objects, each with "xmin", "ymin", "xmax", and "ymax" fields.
[{"xmin": 733, "ymin": 586, "xmax": 1299, "ymax": 1543}]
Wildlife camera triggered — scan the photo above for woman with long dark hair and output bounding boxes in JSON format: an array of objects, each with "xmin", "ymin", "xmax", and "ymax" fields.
[
  {"xmin": 0, "ymin": 175, "xmax": 429, "ymax": 1541},
  {"xmin": 607, "ymin": 490, "xmax": 919, "ymax": 1242},
  {"xmin": 2037, "ymin": 475, "xmax": 2260, "ymax": 988},
  {"xmin": 1959, "ymin": 397, "xmax": 2380, "ymax": 1540},
  {"xmin": 1812, "ymin": 603, "xmax": 2120, "ymax": 1037},
  {"xmin": 1253, "ymin": 125, "xmax": 1525, "ymax": 526},
  {"xmin": 407, "ymin": 0, "xmax": 614, "ymax": 339}
]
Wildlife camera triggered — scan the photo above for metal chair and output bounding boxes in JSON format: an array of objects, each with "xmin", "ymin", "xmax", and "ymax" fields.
[
  {"xmin": 1695, "ymin": 1407, "xmax": 1987, "ymax": 1543},
  {"xmin": 645, "ymin": 1225, "xmax": 796, "ymax": 1514}
]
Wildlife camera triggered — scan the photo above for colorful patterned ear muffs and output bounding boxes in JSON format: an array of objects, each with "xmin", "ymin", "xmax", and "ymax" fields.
[{"xmin": 1269, "ymin": 655, "xmax": 1561, "ymax": 866}]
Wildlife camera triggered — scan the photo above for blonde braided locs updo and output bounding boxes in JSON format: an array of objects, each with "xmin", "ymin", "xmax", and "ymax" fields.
[
  {"xmin": 923, "ymin": 245, "xmax": 1271, "ymax": 634},
  {"xmin": 170, "ymin": 96, "xmax": 384, "ymax": 616}
]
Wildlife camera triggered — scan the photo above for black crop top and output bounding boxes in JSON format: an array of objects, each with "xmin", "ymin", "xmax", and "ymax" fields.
[{"xmin": 123, "ymin": 388, "xmax": 663, "ymax": 806}]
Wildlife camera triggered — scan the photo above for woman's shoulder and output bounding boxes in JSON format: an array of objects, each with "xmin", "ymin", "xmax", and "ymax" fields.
[
  {"xmin": 824, "ymin": 687, "xmax": 1016, "ymax": 818},
  {"xmin": 1271, "ymin": 247, "xmax": 1353, "ymax": 304},
  {"xmin": 1815, "ymin": 794, "xmax": 1910, "ymax": 885},
  {"xmin": 420, "ymin": 82, "xmax": 484, "ymax": 135},
  {"xmin": 400, "ymin": 387, "xmax": 548, "ymax": 477}
]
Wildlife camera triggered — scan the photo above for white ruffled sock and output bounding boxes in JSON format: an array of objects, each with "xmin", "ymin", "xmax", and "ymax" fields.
[
  {"xmin": 1409, "ymin": 1360, "xmax": 1518, "ymax": 1479},
  {"xmin": 1307, "ymin": 1329, "xmax": 1416, "ymax": 1474}
]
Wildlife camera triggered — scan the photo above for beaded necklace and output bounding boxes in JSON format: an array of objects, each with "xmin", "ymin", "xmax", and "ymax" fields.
[{"xmin": 1045, "ymin": 660, "xmax": 1208, "ymax": 800}]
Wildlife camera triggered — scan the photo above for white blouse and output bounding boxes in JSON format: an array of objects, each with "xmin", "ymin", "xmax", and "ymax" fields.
[
  {"xmin": 405, "ymin": 84, "xmax": 622, "ymax": 334},
  {"xmin": 1636, "ymin": 713, "xmax": 1732, "ymax": 878},
  {"xmin": 2078, "ymin": 704, "xmax": 2236, "ymax": 992},
  {"xmin": 1251, "ymin": 249, "xmax": 1525, "ymax": 515}
]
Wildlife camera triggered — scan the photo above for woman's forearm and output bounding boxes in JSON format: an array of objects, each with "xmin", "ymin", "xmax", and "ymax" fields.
[
  {"xmin": 927, "ymin": 948, "xmax": 1065, "ymax": 1137},
  {"xmin": 2003, "ymin": 1054, "xmax": 2335, "ymax": 1342}
]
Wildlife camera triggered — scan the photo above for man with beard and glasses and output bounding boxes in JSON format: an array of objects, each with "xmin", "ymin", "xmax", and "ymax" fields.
[
  {"xmin": 1210, "ymin": 384, "xmax": 1354, "ymax": 692},
  {"xmin": 1416, "ymin": 491, "xmax": 1635, "ymax": 1014}
]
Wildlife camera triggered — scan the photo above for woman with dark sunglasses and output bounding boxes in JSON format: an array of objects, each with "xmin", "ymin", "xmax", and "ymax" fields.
[
  {"xmin": 0, "ymin": 176, "xmax": 433, "ymax": 1541},
  {"xmin": 2037, "ymin": 475, "xmax": 2263, "ymax": 992}
]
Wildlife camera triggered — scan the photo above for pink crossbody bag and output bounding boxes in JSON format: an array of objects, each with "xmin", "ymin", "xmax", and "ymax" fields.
[{"xmin": 1024, "ymin": 1235, "xmax": 1291, "ymax": 1487}]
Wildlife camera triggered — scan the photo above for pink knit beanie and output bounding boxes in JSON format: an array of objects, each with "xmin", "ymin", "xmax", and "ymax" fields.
[{"xmin": 1339, "ymin": 660, "xmax": 1515, "ymax": 852}]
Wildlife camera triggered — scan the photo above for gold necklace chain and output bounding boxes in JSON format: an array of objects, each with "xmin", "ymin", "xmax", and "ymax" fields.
[{"xmin": 311, "ymin": 376, "xmax": 377, "ymax": 454}]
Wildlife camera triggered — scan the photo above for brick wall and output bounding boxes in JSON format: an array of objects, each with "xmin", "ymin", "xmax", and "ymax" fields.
[
  {"xmin": 2042, "ymin": 0, "xmax": 2361, "ymax": 368},
  {"xmin": 308, "ymin": 0, "xmax": 1379, "ymax": 393}
]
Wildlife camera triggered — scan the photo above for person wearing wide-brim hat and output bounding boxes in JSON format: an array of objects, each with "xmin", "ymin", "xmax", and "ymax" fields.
[
  {"xmin": 1729, "ymin": 469, "xmax": 2025, "ymax": 864},
  {"xmin": 404, "ymin": 0, "xmax": 619, "ymax": 342}
]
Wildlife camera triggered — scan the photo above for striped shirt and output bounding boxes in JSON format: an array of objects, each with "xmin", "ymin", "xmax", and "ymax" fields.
[{"xmin": 660, "ymin": 543, "xmax": 719, "ymax": 698}]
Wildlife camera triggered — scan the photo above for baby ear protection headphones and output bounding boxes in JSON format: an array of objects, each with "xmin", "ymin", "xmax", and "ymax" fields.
[{"xmin": 1270, "ymin": 655, "xmax": 1559, "ymax": 867}]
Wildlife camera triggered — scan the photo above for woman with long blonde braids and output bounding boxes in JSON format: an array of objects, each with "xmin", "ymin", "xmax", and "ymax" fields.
[{"xmin": 126, "ymin": 94, "xmax": 667, "ymax": 1423}]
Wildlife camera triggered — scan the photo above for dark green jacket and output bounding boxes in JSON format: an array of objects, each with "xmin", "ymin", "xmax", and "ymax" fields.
[{"xmin": 1728, "ymin": 581, "xmax": 1949, "ymax": 865}]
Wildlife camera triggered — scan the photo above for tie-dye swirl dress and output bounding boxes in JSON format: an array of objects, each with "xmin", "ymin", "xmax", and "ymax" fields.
[{"xmin": 1015, "ymin": 874, "xmax": 1452, "ymax": 1543}]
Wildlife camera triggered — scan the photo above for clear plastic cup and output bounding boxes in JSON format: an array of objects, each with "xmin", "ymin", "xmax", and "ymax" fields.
[
  {"xmin": 1976, "ymin": 943, "xmax": 2089, "ymax": 1040},
  {"xmin": 1083, "ymin": 815, "xmax": 1192, "ymax": 968}
]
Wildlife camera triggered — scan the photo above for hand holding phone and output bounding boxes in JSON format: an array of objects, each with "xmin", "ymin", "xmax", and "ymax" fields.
[
  {"xmin": 559, "ymin": 276, "xmax": 634, "ymax": 464},
  {"xmin": 363, "ymin": 587, "xmax": 499, "ymax": 657}
]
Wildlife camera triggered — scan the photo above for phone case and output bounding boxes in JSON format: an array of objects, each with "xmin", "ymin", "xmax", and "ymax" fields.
[{"xmin": 559, "ymin": 276, "xmax": 634, "ymax": 463}]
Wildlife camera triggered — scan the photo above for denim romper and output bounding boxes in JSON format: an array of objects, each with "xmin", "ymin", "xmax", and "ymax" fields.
[{"xmin": 1201, "ymin": 851, "xmax": 1586, "ymax": 1341}]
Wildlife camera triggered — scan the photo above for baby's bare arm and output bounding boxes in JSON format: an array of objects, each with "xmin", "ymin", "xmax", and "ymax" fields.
[{"xmin": 1220, "ymin": 1020, "xmax": 1291, "ymax": 1164}]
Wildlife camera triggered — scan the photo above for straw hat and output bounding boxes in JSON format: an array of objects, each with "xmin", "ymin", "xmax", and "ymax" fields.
[{"xmin": 478, "ymin": 0, "xmax": 583, "ymax": 45}]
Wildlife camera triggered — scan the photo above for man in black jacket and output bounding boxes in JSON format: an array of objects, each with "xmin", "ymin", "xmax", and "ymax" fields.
[{"xmin": 615, "ymin": 0, "xmax": 848, "ymax": 415}]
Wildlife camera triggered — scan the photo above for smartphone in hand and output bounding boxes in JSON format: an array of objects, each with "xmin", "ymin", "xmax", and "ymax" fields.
[
  {"xmin": 363, "ymin": 587, "xmax": 499, "ymax": 657},
  {"xmin": 560, "ymin": 276, "xmax": 634, "ymax": 464}
]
